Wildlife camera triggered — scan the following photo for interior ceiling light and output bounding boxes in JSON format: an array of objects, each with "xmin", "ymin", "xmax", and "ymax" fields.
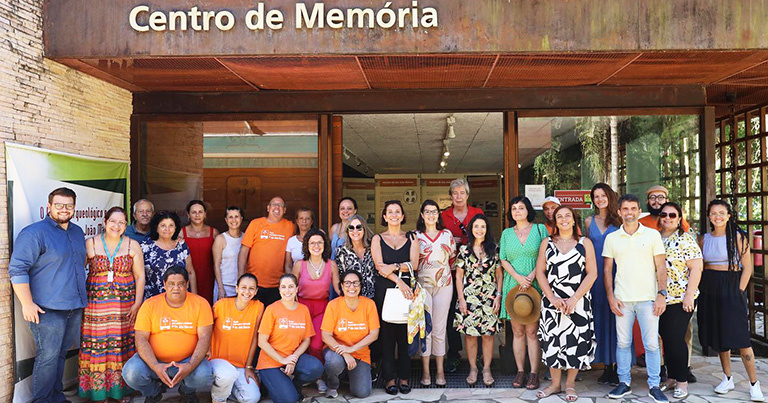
[
  {"xmin": 342, "ymin": 148, "xmax": 351, "ymax": 160},
  {"xmin": 443, "ymin": 145, "xmax": 450, "ymax": 157},
  {"xmin": 445, "ymin": 116, "xmax": 456, "ymax": 139},
  {"xmin": 440, "ymin": 160, "xmax": 447, "ymax": 167}
]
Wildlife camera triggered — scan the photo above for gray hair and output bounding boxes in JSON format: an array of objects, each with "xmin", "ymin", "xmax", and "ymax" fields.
[
  {"xmin": 449, "ymin": 178, "xmax": 470, "ymax": 196},
  {"xmin": 132, "ymin": 199, "xmax": 155, "ymax": 214}
]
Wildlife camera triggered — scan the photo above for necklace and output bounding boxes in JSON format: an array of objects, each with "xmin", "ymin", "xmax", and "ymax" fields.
[
  {"xmin": 514, "ymin": 223, "xmax": 532, "ymax": 241},
  {"xmin": 308, "ymin": 259, "xmax": 323, "ymax": 278}
]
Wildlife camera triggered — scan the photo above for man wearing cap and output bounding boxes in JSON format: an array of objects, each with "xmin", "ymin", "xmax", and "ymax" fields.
[
  {"xmin": 639, "ymin": 185, "xmax": 691, "ymax": 232},
  {"xmin": 603, "ymin": 194, "xmax": 669, "ymax": 403},
  {"xmin": 542, "ymin": 196, "xmax": 561, "ymax": 235}
]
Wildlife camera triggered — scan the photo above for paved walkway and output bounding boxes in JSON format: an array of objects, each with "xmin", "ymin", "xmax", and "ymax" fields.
[{"xmin": 68, "ymin": 354, "xmax": 767, "ymax": 402}]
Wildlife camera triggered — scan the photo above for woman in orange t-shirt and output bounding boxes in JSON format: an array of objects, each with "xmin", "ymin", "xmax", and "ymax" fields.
[
  {"xmin": 321, "ymin": 270, "xmax": 380, "ymax": 398},
  {"xmin": 256, "ymin": 274, "xmax": 324, "ymax": 403},
  {"xmin": 210, "ymin": 274, "xmax": 264, "ymax": 403}
]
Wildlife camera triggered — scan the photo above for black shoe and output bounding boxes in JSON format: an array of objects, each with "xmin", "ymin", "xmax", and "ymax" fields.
[
  {"xmin": 542, "ymin": 368, "xmax": 551, "ymax": 381},
  {"xmin": 608, "ymin": 383, "xmax": 632, "ymax": 399},
  {"xmin": 385, "ymin": 384, "xmax": 398, "ymax": 395},
  {"xmin": 371, "ymin": 365, "xmax": 379, "ymax": 384},
  {"xmin": 687, "ymin": 367, "xmax": 697, "ymax": 383},
  {"xmin": 598, "ymin": 367, "xmax": 613, "ymax": 385},
  {"xmin": 145, "ymin": 393, "xmax": 163, "ymax": 403},
  {"xmin": 399, "ymin": 382, "xmax": 411, "ymax": 394},
  {"xmin": 576, "ymin": 371, "xmax": 583, "ymax": 382},
  {"xmin": 180, "ymin": 389, "xmax": 199, "ymax": 403},
  {"xmin": 445, "ymin": 357, "xmax": 460, "ymax": 373},
  {"xmin": 660, "ymin": 365, "xmax": 668, "ymax": 383},
  {"xmin": 636, "ymin": 354, "xmax": 646, "ymax": 368}
]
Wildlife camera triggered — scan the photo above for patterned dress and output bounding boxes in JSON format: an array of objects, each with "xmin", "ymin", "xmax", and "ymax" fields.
[
  {"xmin": 141, "ymin": 239, "xmax": 189, "ymax": 299},
  {"xmin": 538, "ymin": 238, "xmax": 596, "ymax": 370},
  {"xmin": 335, "ymin": 245, "xmax": 375, "ymax": 298},
  {"xmin": 78, "ymin": 251, "xmax": 136, "ymax": 400},
  {"xmin": 454, "ymin": 245, "xmax": 501, "ymax": 336},
  {"xmin": 662, "ymin": 231, "xmax": 702, "ymax": 304},
  {"xmin": 499, "ymin": 223, "xmax": 547, "ymax": 319}
]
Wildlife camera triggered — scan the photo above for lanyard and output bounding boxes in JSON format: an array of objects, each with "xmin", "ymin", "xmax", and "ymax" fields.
[{"xmin": 101, "ymin": 233, "xmax": 123, "ymax": 269}]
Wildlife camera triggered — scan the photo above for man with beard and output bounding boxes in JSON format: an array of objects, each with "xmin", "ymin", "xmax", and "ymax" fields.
[
  {"xmin": 125, "ymin": 198, "xmax": 154, "ymax": 242},
  {"xmin": 639, "ymin": 185, "xmax": 691, "ymax": 232},
  {"xmin": 9, "ymin": 187, "xmax": 87, "ymax": 403}
]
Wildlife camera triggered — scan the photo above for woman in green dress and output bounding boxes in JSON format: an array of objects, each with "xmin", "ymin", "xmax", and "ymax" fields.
[{"xmin": 499, "ymin": 196, "xmax": 548, "ymax": 390}]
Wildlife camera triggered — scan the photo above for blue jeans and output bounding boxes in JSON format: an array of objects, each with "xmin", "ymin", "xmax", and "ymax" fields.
[
  {"xmin": 616, "ymin": 300, "xmax": 661, "ymax": 387},
  {"xmin": 122, "ymin": 354, "xmax": 212, "ymax": 397},
  {"xmin": 258, "ymin": 354, "xmax": 323, "ymax": 403},
  {"xmin": 28, "ymin": 308, "xmax": 82, "ymax": 403},
  {"xmin": 210, "ymin": 358, "xmax": 261, "ymax": 403},
  {"xmin": 323, "ymin": 349, "xmax": 372, "ymax": 398}
]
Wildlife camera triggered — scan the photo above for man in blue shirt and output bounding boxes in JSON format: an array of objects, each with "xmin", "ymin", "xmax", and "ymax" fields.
[
  {"xmin": 125, "ymin": 198, "xmax": 154, "ymax": 242},
  {"xmin": 9, "ymin": 187, "xmax": 87, "ymax": 403}
]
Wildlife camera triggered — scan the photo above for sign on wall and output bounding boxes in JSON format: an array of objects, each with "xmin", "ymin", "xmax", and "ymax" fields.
[
  {"xmin": 6, "ymin": 143, "xmax": 129, "ymax": 403},
  {"xmin": 554, "ymin": 189, "xmax": 592, "ymax": 209}
]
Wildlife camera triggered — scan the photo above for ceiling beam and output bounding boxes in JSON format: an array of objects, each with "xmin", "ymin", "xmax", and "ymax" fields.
[{"xmin": 133, "ymin": 86, "xmax": 706, "ymax": 115}]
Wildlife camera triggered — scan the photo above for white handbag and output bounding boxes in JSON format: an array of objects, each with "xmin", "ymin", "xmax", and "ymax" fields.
[{"xmin": 381, "ymin": 266, "xmax": 413, "ymax": 324}]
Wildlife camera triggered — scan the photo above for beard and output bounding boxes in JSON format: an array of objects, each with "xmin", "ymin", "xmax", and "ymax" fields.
[
  {"xmin": 646, "ymin": 203, "xmax": 662, "ymax": 216},
  {"xmin": 50, "ymin": 214, "xmax": 72, "ymax": 224}
]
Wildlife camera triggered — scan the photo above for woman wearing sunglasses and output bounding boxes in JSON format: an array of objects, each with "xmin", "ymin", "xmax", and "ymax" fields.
[
  {"xmin": 655, "ymin": 202, "xmax": 703, "ymax": 399},
  {"xmin": 335, "ymin": 214, "xmax": 376, "ymax": 299},
  {"xmin": 320, "ymin": 270, "xmax": 380, "ymax": 398}
]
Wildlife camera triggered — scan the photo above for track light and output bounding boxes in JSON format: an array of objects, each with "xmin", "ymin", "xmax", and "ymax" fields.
[
  {"xmin": 443, "ymin": 145, "xmax": 450, "ymax": 157},
  {"xmin": 445, "ymin": 116, "xmax": 456, "ymax": 139},
  {"xmin": 440, "ymin": 160, "xmax": 447, "ymax": 167}
]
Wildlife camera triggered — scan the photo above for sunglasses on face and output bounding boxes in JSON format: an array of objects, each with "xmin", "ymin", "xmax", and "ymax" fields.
[
  {"xmin": 658, "ymin": 212, "xmax": 678, "ymax": 219},
  {"xmin": 348, "ymin": 224, "xmax": 363, "ymax": 231}
]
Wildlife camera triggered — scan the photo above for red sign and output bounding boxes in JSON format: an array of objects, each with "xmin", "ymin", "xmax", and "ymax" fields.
[{"xmin": 554, "ymin": 190, "xmax": 592, "ymax": 209}]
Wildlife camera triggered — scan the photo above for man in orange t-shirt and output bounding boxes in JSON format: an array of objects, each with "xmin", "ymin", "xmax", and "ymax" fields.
[
  {"xmin": 123, "ymin": 266, "xmax": 213, "ymax": 402},
  {"xmin": 320, "ymin": 271, "xmax": 380, "ymax": 398},
  {"xmin": 238, "ymin": 196, "xmax": 294, "ymax": 306}
]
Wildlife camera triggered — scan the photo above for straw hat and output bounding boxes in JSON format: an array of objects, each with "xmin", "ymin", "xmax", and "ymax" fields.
[
  {"xmin": 505, "ymin": 285, "xmax": 541, "ymax": 325},
  {"xmin": 646, "ymin": 185, "xmax": 669, "ymax": 196}
]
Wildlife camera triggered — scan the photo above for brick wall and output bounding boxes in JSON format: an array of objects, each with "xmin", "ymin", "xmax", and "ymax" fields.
[{"xmin": 0, "ymin": 0, "xmax": 133, "ymax": 399}]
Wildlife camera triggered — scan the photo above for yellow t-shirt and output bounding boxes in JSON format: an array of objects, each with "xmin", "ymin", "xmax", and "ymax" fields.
[{"xmin": 602, "ymin": 224, "xmax": 665, "ymax": 302}]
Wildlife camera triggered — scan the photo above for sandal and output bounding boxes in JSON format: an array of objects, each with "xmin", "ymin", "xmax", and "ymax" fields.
[
  {"xmin": 536, "ymin": 384, "xmax": 562, "ymax": 398},
  {"xmin": 565, "ymin": 387, "xmax": 578, "ymax": 402},
  {"xmin": 466, "ymin": 367, "xmax": 478, "ymax": 386},
  {"xmin": 525, "ymin": 372, "xmax": 540, "ymax": 390},
  {"xmin": 512, "ymin": 371, "xmax": 526, "ymax": 388},
  {"xmin": 420, "ymin": 376, "xmax": 431, "ymax": 387},
  {"xmin": 435, "ymin": 374, "xmax": 447, "ymax": 387},
  {"xmin": 482, "ymin": 368, "xmax": 494, "ymax": 387}
]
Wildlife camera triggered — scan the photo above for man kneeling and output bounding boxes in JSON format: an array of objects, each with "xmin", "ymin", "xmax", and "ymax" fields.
[{"xmin": 124, "ymin": 266, "xmax": 213, "ymax": 402}]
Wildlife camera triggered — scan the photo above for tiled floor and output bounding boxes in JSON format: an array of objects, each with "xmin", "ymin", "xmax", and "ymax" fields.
[{"xmin": 67, "ymin": 354, "xmax": 768, "ymax": 402}]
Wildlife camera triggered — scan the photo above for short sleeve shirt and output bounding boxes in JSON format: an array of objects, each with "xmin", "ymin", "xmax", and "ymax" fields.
[
  {"xmin": 134, "ymin": 293, "xmax": 213, "ymax": 363},
  {"xmin": 256, "ymin": 301, "xmax": 315, "ymax": 370},
  {"xmin": 141, "ymin": 239, "xmax": 190, "ymax": 299},
  {"xmin": 662, "ymin": 231, "xmax": 702, "ymax": 304},
  {"xmin": 603, "ymin": 224, "xmax": 666, "ymax": 302},
  {"xmin": 210, "ymin": 298, "xmax": 265, "ymax": 367},
  {"xmin": 241, "ymin": 218, "xmax": 294, "ymax": 288},
  {"xmin": 320, "ymin": 297, "xmax": 380, "ymax": 364}
]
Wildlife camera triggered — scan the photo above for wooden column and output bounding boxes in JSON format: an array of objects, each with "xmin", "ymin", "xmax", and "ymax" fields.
[
  {"xmin": 504, "ymin": 111, "xmax": 519, "ymax": 228},
  {"xmin": 331, "ymin": 116, "xmax": 343, "ymax": 222},
  {"xmin": 699, "ymin": 106, "xmax": 716, "ymax": 232},
  {"xmin": 318, "ymin": 115, "xmax": 333, "ymax": 231}
]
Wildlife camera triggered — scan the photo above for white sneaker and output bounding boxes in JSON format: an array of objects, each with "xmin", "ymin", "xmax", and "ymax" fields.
[
  {"xmin": 751, "ymin": 381, "xmax": 765, "ymax": 402},
  {"xmin": 326, "ymin": 388, "xmax": 338, "ymax": 398},
  {"xmin": 316, "ymin": 379, "xmax": 328, "ymax": 393},
  {"xmin": 714, "ymin": 374, "xmax": 735, "ymax": 394}
]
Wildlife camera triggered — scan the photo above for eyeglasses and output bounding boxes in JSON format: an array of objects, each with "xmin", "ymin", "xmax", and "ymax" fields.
[
  {"xmin": 348, "ymin": 224, "xmax": 363, "ymax": 231},
  {"xmin": 53, "ymin": 203, "xmax": 75, "ymax": 210},
  {"xmin": 269, "ymin": 203, "xmax": 286, "ymax": 208},
  {"xmin": 658, "ymin": 212, "xmax": 678, "ymax": 219},
  {"xmin": 648, "ymin": 195, "xmax": 667, "ymax": 201},
  {"xmin": 308, "ymin": 241, "xmax": 324, "ymax": 247},
  {"xmin": 342, "ymin": 281, "xmax": 361, "ymax": 287},
  {"xmin": 422, "ymin": 210, "xmax": 439, "ymax": 216},
  {"xmin": 107, "ymin": 219, "xmax": 128, "ymax": 226}
]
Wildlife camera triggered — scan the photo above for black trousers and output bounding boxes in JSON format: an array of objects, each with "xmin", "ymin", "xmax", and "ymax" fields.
[
  {"xmin": 446, "ymin": 270, "xmax": 463, "ymax": 360},
  {"xmin": 374, "ymin": 274, "xmax": 413, "ymax": 382},
  {"xmin": 257, "ymin": 287, "xmax": 280, "ymax": 307},
  {"xmin": 659, "ymin": 302, "xmax": 695, "ymax": 382}
]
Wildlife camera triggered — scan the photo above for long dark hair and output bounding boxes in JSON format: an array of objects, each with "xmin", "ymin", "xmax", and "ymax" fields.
[
  {"xmin": 551, "ymin": 206, "xmax": 580, "ymax": 240},
  {"xmin": 659, "ymin": 201, "xmax": 684, "ymax": 236},
  {"xmin": 416, "ymin": 199, "xmax": 445, "ymax": 232},
  {"xmin": 707, "ymin": 199, "xmax": 747, "ymax": 271},
  {"xmin": 466, "ymin": 214, "xmax": 496, "ymax": 259},
  {"xmin": 590, "ymin": 183, "xmax": 622, "ymax": 228}
]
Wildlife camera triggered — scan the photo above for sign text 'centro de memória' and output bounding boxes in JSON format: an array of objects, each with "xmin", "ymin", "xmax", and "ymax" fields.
[{"xmin": 129, "ymin": 2, "xmax": 439, "ymax": 32}]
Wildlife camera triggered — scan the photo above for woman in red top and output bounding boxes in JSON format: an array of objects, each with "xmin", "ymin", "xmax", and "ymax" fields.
[{"xmin": 183, "ymin": 199, "xmax": 219, "ymax": 304}]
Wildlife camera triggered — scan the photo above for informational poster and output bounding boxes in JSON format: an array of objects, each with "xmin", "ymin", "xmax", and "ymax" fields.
[
  {"xmin": 554, "ymin": 190, "xmax": 593, "ymax": 209},
  {"xmin": 525, "ymin": 184, "xmax": 546, "ymax": 210},
  {"xmin": 342, "ymin": 178, "xmax": 376, "ymax": 226},
  {"xmin": 374, "ymin": 174, "xmax": 420, "ymax": 233},
  {"xmin": 468, "ymin": 175, "xmax": 503, "ymax": 241},
  {"xmin": 421, "ymin": 174, "xmax": 464, "ymax": 210},
  {"xmin": 6, "ymin": 143, "xmax": 129, "ymax": 403}
]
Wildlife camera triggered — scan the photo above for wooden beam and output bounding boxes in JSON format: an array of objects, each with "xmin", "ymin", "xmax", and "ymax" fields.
[
  {"xmin": 700, "ymin": 106, "xmax": 716, "ymax": 232},
  {"xmin": 504, "ymin": 111, "xmax": 519, "ymax": 228},
  {"xmin": 318, "ymin": 115, "xmax": 333, "ymax": 231},
  {"xmin": 133, "ymin": 86, "xmax": 707, "ymax": 115},
  {"xmin": 331, "ymin": 116, "xmax": 343, "ymax": 220}
]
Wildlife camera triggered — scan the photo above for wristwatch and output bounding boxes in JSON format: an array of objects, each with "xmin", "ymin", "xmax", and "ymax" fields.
[{"xmin": 657, "ymin": 289, "xmax": 668, "ymax": 297}]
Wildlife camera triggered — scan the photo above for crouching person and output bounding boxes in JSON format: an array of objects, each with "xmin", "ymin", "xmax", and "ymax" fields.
[
  {"xmin": 123, "ymin": 266, "xmax": 213, "ymax": 403},
  {"xmin": 321, "ymin": 270, "xmax": 380, "ymax": 398}
]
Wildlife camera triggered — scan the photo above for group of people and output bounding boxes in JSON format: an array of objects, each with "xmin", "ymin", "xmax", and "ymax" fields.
[{"xmin": 7, "ymin": 181, "xmax": 763, "ymax": 403}]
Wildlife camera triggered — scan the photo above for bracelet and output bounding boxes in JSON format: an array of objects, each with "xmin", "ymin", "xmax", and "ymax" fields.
[{"xmin": 245, "ymin": 365, "xmax": 254, "ymax": 369}]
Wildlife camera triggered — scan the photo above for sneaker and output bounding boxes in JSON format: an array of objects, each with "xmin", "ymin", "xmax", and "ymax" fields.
[
  {"xmin": 316, "ymin": 379, "xmax": 328, "ymax": 393},
  {"xmin": 648, "ymin": 386, "xmax": 669, "ymax": 403},
  {"xmin": 608, "ymin": 383, "xmax": 632, "ymax": 399},
  {"xmin": 714, "ymin": 374, "xmax": 735, "ymax": 394},
  {"xmin": 445, "ymin": 357, "xmax": 461, "ymax": 373},
  {"xmin": 673, "ymin": 387, "xmax": 689, "ymax": 400},
  {"xmin": 751, "ymin": 381, "xmax": 765, "ymax": 402},
  {"xmin": 326, "ymin": 388, "xmax": 339, "ymax": 399}
]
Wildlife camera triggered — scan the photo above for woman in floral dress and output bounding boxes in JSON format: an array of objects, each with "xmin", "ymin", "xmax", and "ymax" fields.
[{"xmin": 455, "ymin": 214, "xmax": 502, "ymax": 387}]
